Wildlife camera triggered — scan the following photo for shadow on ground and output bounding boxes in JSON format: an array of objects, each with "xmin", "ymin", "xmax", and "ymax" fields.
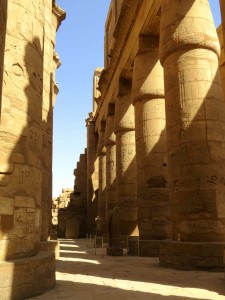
[{"xmin": 29, "ymin": 239, "xmax": 225, "ymax": 299}]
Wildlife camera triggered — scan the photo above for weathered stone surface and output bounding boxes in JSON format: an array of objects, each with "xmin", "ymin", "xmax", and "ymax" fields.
[
  {"xmin": 114, "ymin": 80, "xmax": 138, "ymax": 236},
  {"xmin": 0, "ymin": 197, "xmax": 14, "ymax": 215},
  {"xmin": 39, "ymin": 240, "xmax": 60, "ymax": 259},
  {"xmin": 86, "ymin": 112, "xmax": 99, "ymax": 235},
  {"xmin": 132, "ymin": 36, "xmax": 171, "ymax": 256},
  {"xmin": 0, "ymin": 252, "xmax": 55, "ymax": 300},
  {"xmin": 105, "ymin": 105, "xmax": 117, "ymax": 221},
  {"xmin": 159, "ymin": 241, "xmax": 225, "ymax": 271}
]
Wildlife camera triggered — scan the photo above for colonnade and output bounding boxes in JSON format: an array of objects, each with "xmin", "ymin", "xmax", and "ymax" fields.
[{"xmin": 80, "ymin": 0, "xmax": 225, "ymax": 269}]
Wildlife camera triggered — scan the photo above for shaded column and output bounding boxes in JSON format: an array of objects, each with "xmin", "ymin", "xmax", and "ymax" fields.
[
  {"xmin": 0, "ymin": 0, "xmax": 58, "ymax": 298},
  {"xmin": 97, "ymin": 121, "xmax": 107, "ymax": 234},
  {"xmin": 219, "ymin": 0, "xmax": 225, "ymax": 96},
  {"xmin": 132, "ymin": 36, "xmax": 171, "ymax": 256},
  {"xmin": 40, "ymin": 0, "xmax": 65, "ymax": 243},
  {"xmin": 0, "ymin": 0, "xmax": 7, "ymax": 108},
  {"xmin": 105, "ymin": 104, "xmax": 116, "ymax": 223},
  {"xmin": 220, "ymin": 0, "xmax": 225, "ymax": 42},
  {"xmin": 86, "ymin": 113, "xmax": 98, "ymax": 235},
  {"xmin": 159, "ymin": 0, "xmax": 225, "ymax": 269},
  {"xmin": 114, "ymin": 79, "xmax": 138, "ymax": 236}
]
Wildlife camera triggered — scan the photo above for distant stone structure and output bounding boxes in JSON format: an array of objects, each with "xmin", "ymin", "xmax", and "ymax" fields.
[
  {"xmin": 0, "ymin": 0, "xmax": 65, "ymax": 298},
  {"xmin": 73, "ymin": 0, "xmax": 225, "ymax": 270}
]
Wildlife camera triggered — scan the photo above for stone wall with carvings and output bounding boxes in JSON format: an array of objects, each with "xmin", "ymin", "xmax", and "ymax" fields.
[{"xmin": 0, "ymin": 0, "xmax": 65, "ymax": 298}]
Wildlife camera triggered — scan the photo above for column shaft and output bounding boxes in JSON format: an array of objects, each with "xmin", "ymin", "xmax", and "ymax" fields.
[
  {"xmin": 132, "ymin": 37, "xmax": 171, "ymax": 256},
  {"xmin": 105, "ymin": 113, "xmax": 116, "ymax": 222},
  {"xmin": 97, "ymin": 124, "xmax": 107, "ymax": 233},
  {"xmin": 159, "ymin": 0, "xmax": 225, "ymax": 269},
  {"xmin": 114, "ymin": 80, "xmax": 138, "ymax": 236},
  {"xmin": 86, "ymin": 115, "xmax": 98, "ymax": 235}
]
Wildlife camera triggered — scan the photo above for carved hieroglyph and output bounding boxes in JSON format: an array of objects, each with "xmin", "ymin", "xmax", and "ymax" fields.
[
  {"xmin": 132, "ymin": 36, "xmax": 171, "ymax": 242},
  {"xmin": 114, "ymin": 80, "xmax": 138, "ymax": 236},
  {"xmin": 160, "ymin": 0, "xmax": 225, "ymax": 242},
  {"xmin": 0, "ymin": 0, "xmax": 46, "ymax": 259},
  {"xmin": 0, "ymin": 0, "xmax": 65, "ymax": 262}
]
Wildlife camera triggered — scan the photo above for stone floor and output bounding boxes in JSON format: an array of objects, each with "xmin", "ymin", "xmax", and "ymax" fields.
[{"xmin": 29, "ymin": 238, "xmax": 225, "ymax": 300}]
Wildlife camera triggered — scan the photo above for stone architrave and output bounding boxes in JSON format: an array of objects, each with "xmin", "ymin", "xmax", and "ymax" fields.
[
  {"xmin": 104, "ymin": 104, "xmax": 116, "ymax": 223},
  {"xmin": 86, "ymin": 113, "xmax": 99, "ymax": 235},
  {"xmin": 159, "ymin": 0, "xmax": 225, "ymax": 269},
  {"xmin": 114, "ymin": 79, "xmax": 138, "ymax": 236},
  {"xmin": 132, "ymin": 36, "xmax": 171, "ymax": 257},
  {"xmin": 97, "ymin": 121, "xmax": 107, "ymax": 233}
]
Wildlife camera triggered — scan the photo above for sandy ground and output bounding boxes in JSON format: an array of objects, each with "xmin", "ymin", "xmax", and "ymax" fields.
[{"xmin": 29, "ymin": 238, "xmax": 225, "ymax": 300}]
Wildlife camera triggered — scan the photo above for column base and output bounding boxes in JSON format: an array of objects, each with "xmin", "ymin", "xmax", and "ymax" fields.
[
  {"xmin": 159, "ymin": 240, "xmax": 225, "ymax": 271},
  {"xmin": 39, "ymin": 240, "xmax": 60, "ymax": 259},
  {"xmin": 107, "ymin": 247, "xmax": 123, "ymax": 256},
  {"xmin": 0, "ymin": 251, "xmax": 55, "ymax": 300},
  {"xmin": 140, "ymin": 240, "xmax": 160, "ymax": 257},
  {"xmin": 128, "ymin": 238, "xmax": 161, "ymax": 256}
]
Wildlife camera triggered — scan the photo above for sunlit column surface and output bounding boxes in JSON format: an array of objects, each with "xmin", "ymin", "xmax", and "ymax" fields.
[{"xmin": 159, "ymin": 0, "xmax": 225, "ymax": 269}]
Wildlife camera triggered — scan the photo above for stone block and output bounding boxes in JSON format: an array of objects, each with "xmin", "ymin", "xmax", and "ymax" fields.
[
  {"xmin": 0, "ymin": 251, "xmax": 55, "ymax": 300},
  {"xmin": 159, "ymin": 240, "xmax": 225, "ymax": 270},
  {"xmin": 107, "ymin": 247, "xmax": 123, "ymax": 256},
  {"xmin": 139, "ymin": 240, "xmax": 160, "ymax": 257},
  {"xmin": 0, "ymin": 197, "xmax": 14, "ymax": 215},
  {"xmin": 66, "ymin": 217, "xmax": 79, "ymax": 239},
  {"xmin": 39, "ymin": 241, "xmax": 60, "ymax": 259},
  {"xmin": 15, "ymin": 196, "xmax": 35, "ymax": 208}
]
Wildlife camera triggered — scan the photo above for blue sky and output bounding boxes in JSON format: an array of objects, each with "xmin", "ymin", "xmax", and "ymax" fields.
[{"xmin": 53, "ymin": 0, "xmax": 221, "ymax": 197}]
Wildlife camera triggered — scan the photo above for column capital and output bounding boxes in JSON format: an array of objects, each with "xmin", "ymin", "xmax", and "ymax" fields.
[{"xmin": 159, "ymin": 0, "xmax": 220, "ymax": 65}]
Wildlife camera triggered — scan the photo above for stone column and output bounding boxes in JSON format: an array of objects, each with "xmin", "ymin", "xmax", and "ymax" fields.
[
  {"xmin": 105, "ymin": 104, "xmax": 117, "ymax": 223},
  {"xmin": 0, "ymin": 0, "xmax": 7, "ymax": 102},
  {"xmin": 0, "ymin": 0, "xmax": 59, "ymax": 298},
  {"xmin": 114, "ymin": 79, "xmax": 138, "ymax": 236},
  {"xmin": 159, "ymin": 0, "xmax": 225, "ymax": 269},
  {"xmin": 78, "ymin": 151, "xmax": 88, "ymax": 237},
  {"xmin": 86, "ymin": 113, "xmax": 98, "ymax": 235},
  {"xmin": 219, "ymin": 0, "xmax": 225, "ymax": 96},
  {"xmin": 220, "ymin": 0, "xmax": 225, "ymax": 41},
  {"xmin": 97, "ymin": 122, "xmax": 107, "ymax": 234},
  {"xmin": 132, "ymin": 36, "xmax": 171, "ymax": 257}
]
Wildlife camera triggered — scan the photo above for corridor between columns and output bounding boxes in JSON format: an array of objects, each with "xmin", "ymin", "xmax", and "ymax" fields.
[{"xmin": 29, "ymin": 239, "xmax": 225, "ymax": 300}]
